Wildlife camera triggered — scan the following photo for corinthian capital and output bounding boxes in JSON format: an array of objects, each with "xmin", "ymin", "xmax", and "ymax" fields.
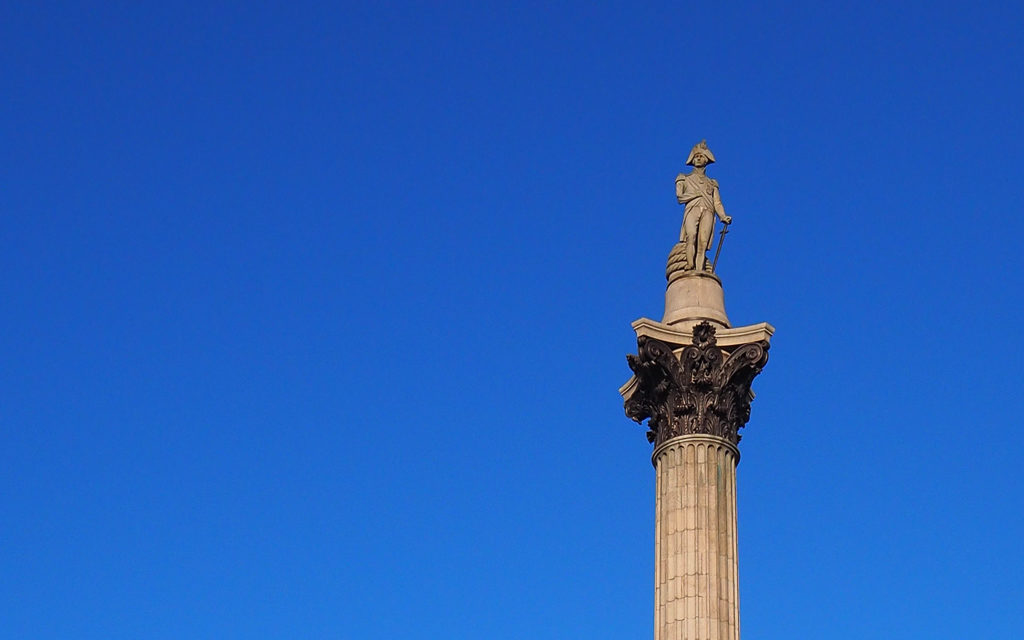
[{"xmin": 625, "ymin": 322, "xmax": 769, "ymax": 447}]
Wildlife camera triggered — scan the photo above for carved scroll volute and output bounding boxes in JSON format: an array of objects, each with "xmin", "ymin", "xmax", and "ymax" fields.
[
  {"xmin": 714, "ymin": 340, "xmax": 769, "ymax": 442},
  {"xmin": 626, "ymin": 335, "xmax": 683, "ymax": 444},
  {"xmin": 625, "ymin": 322, "xmax": 769, "ymax": 447}
]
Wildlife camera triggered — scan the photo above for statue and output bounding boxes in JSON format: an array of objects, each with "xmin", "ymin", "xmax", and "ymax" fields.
[{"xmin": 675, "ymin": 140, "xmax": 732, "ymax": 271}]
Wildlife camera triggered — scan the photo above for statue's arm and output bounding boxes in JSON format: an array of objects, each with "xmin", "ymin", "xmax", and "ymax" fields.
[
  {"xmin": 713, "ymin": 184, "xmax": 732, "ymax": 224},
  {"xmin": 675, "ymin": 173, "xmax": 687, "ymax": 204}
]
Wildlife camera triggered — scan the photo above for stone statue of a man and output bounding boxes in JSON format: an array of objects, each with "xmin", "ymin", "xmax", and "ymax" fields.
[{"xmin": 675, "ymin": 140, "xmax": 732, "ymax": 271}]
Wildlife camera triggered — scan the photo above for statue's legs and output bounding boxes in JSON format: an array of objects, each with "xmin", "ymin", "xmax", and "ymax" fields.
[
  {"xmin": 682, "ymin": 211, "xmax": 701, "ymax": 270},
  {"xmin": 696, "ymin": 211, "xmax": 715, "ymax": 271}
]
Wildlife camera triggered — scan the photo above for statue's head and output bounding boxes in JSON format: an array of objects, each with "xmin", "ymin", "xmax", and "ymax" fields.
[{"xmin": 686, "ymin": 140, "xmax": 716, "ymax": 167}]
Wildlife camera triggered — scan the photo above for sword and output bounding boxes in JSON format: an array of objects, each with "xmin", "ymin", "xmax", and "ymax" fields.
[{"xmin": 711, "ymin": 221, "xmax": 730, "ymax": 273}]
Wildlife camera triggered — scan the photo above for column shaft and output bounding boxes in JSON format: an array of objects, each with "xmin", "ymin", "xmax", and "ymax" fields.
[{"xmin": 653, "ymin": 435, "xmax": 739, "ymax": 640}]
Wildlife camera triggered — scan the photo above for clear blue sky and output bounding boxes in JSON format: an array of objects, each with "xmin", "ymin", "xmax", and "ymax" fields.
[{"xmin": 2, "ymin": 2, "xmax": 1023, "ymax": 638}]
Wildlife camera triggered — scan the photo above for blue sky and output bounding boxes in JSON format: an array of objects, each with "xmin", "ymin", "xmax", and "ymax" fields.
[{"xmin": 2, "ymin": 2, "xmax": 1023, "ymax": 638}]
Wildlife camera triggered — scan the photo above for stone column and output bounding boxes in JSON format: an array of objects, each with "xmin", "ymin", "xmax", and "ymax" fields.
[
  {"xmin": 624, "ymin": 321, "xmax": 770, "ymax": 640},
  {"xmin": 623, "ymin": 142, "xmax": 771, "ymax": 640},
  {"xmin": 653, "ymin": 434, "xmax": 739, "ymax": 640}
]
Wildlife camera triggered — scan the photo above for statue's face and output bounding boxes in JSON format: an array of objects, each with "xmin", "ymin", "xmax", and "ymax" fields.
[{"xmin": 691, "ymin": 153, "xmax": 708, "ymax": 168}]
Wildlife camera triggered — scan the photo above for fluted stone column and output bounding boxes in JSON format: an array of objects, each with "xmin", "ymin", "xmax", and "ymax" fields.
[
  {"xmin": 622, "ymin": 141, "xmax": 772, "ymax": 640},
  {"xmin": 653, "ymin": 435, "xmax": 739, "ymax": 640},
  {"xmin": 623, "ymin": 321, "xmax": 770, "ymax": 640}
]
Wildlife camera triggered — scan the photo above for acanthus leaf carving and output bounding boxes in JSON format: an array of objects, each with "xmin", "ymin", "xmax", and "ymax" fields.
[{"xmin": 625, "ymin": 322, "xmax": 769, "ymax": 447}]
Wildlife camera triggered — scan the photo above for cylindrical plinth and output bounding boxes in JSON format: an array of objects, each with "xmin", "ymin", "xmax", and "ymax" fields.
[
  {"xmin": 662, "ymin": 271, "xmax": 730, "ymax": 330},
  {"xmin": 653, "ymin": 434, "xmax": 740, "ymax": 640}
]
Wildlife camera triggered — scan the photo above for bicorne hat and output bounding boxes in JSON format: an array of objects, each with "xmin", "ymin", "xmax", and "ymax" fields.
[{"xmin": 686, "ymin": 139, "xmax": 716, "ymax": 166}]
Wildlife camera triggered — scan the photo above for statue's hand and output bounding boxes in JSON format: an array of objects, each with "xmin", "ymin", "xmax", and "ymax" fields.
[{"xmin": 722, "ymin": 215, "xmax": 732, "ymax": 225}]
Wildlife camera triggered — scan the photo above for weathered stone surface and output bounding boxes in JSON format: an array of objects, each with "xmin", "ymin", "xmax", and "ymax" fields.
[
  {"xmin": 653, "ymin": 435, "xmax": 739, "ymax": 640},
  {"xmin": 663, "ymin": 270, "xmax": 730, "ymax": 331}
]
